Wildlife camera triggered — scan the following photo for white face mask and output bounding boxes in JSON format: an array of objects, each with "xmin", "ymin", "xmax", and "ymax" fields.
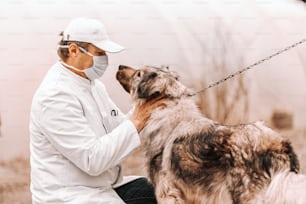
[{"xmin": 58, "ymin": 45, "xmax": 108, "ymax": 80}]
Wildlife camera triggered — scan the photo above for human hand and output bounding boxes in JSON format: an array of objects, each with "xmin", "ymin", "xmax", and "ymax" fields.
[{"xmin": 130, "ymin": 98, "xmax": 166, "ymax": 132}]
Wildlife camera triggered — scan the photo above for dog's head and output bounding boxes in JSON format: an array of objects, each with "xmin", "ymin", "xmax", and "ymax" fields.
[{"xmin": 116, "ymin": 65, "xmax": 190, "ymax": 101}]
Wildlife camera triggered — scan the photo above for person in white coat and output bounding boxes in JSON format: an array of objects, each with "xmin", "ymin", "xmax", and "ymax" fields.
[{"xmin": 29, "ymin": 18, "xmax": 160, "ymax": 204}]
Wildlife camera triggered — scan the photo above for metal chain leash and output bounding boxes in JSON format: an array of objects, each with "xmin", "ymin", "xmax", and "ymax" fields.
[{"xmin": 188, "ymin": 38, "xmax": 306, "ymax": 96}]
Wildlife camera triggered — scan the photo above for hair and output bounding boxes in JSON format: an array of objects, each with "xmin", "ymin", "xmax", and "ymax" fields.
[{"xmin": 57, "ymin": 31, "xmax": 90, "ymax": 62}]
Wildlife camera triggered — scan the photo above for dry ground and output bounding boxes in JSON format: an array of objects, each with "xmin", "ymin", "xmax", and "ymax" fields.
[{"xmin": 1, "ymin": 129, "xmax": 305, "ymax": 203}]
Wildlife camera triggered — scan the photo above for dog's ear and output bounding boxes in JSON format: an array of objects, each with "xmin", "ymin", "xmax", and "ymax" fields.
[
  {"xmin": 164, "ymin": 79, "xmax": 188, "ymax": 98},
  {"xmin": 160, "ymin": 65, "xmax": 170, "ymax": 70}
]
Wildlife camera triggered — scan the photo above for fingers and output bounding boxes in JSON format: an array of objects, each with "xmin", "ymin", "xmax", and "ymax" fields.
[
  {"xmin": 130, "ymin": 99, "xmax": 167, "ymax": 132},
  {"xmin": 138, "ymin": 98, "xmax": 167, "ymax": 110}
]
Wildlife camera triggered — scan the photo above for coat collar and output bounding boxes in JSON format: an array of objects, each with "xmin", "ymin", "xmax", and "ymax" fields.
[{"xmin": 57, "ymin": 60, "xmax": 92, "ymax": 87}]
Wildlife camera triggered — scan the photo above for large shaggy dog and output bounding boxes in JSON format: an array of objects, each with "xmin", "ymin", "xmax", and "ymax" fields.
[{"xmin": 116, "ymin": 65, "xmax": 305, "ymax": 204}]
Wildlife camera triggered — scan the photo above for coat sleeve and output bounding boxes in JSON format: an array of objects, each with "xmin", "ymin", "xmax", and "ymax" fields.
[{"xmin": 38, "ymin": 90, "xmax": 141, "ymax": 176}]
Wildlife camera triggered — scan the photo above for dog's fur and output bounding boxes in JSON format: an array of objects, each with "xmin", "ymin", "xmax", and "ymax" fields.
[{"xmin": 116, "ymin": 65, "xmax": 304, "ymax": 204}]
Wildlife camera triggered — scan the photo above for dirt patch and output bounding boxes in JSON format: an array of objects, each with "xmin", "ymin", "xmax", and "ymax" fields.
[
  {"xmin": 0, "ymin": 129, "xmax": 305, "ymax": 203},
  {"xmin": 0, "ymin": 158, "xmax": 31, "ymax": 204}
]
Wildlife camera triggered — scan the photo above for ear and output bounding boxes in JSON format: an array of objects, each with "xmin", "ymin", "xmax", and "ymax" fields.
[
  {"xmin": 68, "ymin": 43, "xmax": 79, "ymax": 57},
  {"xmin": 164, "ymin": 79, "xmax": 188, "ymax": 98},
  {"xmin": 160, "ymin": 65, "xmax": 170, "ymax": 70}
]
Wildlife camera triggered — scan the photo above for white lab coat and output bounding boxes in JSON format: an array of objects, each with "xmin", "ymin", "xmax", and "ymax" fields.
[{"xmin": 30, "ymin": 62, "xmax": 141, "ymax": 204}]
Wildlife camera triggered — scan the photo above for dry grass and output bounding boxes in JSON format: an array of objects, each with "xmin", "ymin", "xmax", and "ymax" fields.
[
  {"xmin": 0, "ymin": 158, "xmax": 31, "ymax": 204},
  {"xmin": 196, "ymin": 74, "xmax": 249, "ymax": 125},
  {"xmin": 0, "ymin": 129, "xmax": 305, "ymax": 203},
  {"xmin": 190, "ymin": 24, "xmax": 249, "ymax": 125}
]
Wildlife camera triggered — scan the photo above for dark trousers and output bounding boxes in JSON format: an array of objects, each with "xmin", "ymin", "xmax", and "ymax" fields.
[{"xmin": 114, "ymin": 177, "xmax": 157, "ymax": 204}]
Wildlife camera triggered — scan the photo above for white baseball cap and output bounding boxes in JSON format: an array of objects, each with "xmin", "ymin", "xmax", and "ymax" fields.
[{"xmin": 62, "ymin": 18, "xmax": 124, "ymax": 53}]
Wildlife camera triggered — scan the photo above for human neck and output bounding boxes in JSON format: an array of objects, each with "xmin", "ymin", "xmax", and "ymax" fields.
[{"xmin": 60, "ymin": 60, "xmax": 88, "ymax": 79}]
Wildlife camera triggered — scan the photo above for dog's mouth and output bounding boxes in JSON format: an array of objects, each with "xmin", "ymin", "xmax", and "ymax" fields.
[{"xmin": 116, "ymin": 65, "xmax": 137, "ymax": 93}]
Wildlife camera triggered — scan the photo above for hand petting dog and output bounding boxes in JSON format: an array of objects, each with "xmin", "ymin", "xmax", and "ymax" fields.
[{"xmin": 130, "ymin": 97, "xmax": 166, "ymax": 132}]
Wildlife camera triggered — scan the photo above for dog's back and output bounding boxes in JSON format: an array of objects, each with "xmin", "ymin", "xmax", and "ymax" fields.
[{"xmin": 144, "ymin": 97, "xmax": 299, "ymax": 203}]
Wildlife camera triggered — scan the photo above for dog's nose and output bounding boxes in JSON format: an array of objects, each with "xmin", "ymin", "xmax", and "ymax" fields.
[{"xmin": 119, "ymin": 65, "xmax": 128, "ymax": 70}]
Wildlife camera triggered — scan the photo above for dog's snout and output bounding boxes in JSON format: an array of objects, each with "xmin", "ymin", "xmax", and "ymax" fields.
[{"xmin": 119, "ymin": 65, "xmax": 128, "ymax": 70}]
